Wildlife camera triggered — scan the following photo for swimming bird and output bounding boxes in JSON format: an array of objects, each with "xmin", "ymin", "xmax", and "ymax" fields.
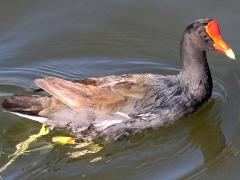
[{"xmin": 2, "ymin": 18, "xmax": 236, "ymax": 142}]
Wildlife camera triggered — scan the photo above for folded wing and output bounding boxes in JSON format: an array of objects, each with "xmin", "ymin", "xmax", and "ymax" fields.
[{"xmin": 34, "ymin": 76, "xmax": 147, "ymax": 112}]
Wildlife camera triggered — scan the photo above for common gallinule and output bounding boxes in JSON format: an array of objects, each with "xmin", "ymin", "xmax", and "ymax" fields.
[{"xmin": 2, "ymin": 18, "xmax": 236, "ymax": 141}]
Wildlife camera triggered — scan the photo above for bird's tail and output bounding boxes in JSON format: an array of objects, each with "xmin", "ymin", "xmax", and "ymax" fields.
[{"xmin": 2, "ymin": 95, "xmax": 50, "ymax": 123}]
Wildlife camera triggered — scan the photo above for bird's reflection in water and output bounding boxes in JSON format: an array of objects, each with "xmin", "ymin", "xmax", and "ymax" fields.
[{"xmin": 186, "ymin": 99, "xmax": 226, "ymax": 169}]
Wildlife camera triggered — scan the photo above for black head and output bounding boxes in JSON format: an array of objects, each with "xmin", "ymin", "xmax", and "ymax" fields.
[
  {"xmin": 183, "ymin": 18, "xmax": 235, "ymax": 60},
  {"xmin": 185, "ymin": 18, "xmax": 213, "ymax": 51}
]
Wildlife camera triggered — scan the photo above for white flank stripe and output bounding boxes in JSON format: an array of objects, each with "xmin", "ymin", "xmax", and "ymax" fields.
[
  {"xmin": 94, "ymin": 120, "xmax": 122, "ymax": 129},
  {"xmin": 115, "ymin": 112, "xmax": 131, "ymax": 119},
  {"xmin": 11, "ymin": 112, "xmax": 47, "ymax": 123}
]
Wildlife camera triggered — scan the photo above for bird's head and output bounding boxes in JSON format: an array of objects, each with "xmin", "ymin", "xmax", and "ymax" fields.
[{"xmin": 185, "ymin": 18, "xmax": 235, "ymax": 60}]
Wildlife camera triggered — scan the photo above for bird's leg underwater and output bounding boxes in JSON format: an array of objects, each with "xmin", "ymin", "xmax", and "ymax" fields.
[
  {"xmin": 66, "ymin": 142, "xmax": 103, "ymax": 159},
  {"xmin": 0, "ymin": 124, "xmax": 50, "ymax": 173},
  {"xmin": 0, "ymin": 124, "xmax": 104, "ymax": 173}
]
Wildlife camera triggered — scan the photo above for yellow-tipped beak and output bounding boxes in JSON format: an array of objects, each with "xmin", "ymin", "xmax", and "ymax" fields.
[
  {"xmin": 225, "ymin": 48, "xmax": 236, "ymax": 60},
  {"xmin": 206, "ymin": 19, "xmax": 236, "ymax": 61}
]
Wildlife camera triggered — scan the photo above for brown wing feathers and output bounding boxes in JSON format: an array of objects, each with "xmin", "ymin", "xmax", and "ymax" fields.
[
  {"xmin": 34, "ymin": 77, "xmax": 146, "ymax": 112},
  {"xmin": 2, "ymin": 76, "xmax": 147, "ymax": 118}
]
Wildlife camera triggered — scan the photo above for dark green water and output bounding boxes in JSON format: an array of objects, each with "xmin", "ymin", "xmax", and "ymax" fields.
[{"xmin": 0, "ymin": 1, "xmax": 240, "ymax": 179}]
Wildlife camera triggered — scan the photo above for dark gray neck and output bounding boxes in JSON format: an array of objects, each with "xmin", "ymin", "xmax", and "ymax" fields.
[{"xmin": 179, "ymin": 32, "xmax": 212, "ymax": 99}]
